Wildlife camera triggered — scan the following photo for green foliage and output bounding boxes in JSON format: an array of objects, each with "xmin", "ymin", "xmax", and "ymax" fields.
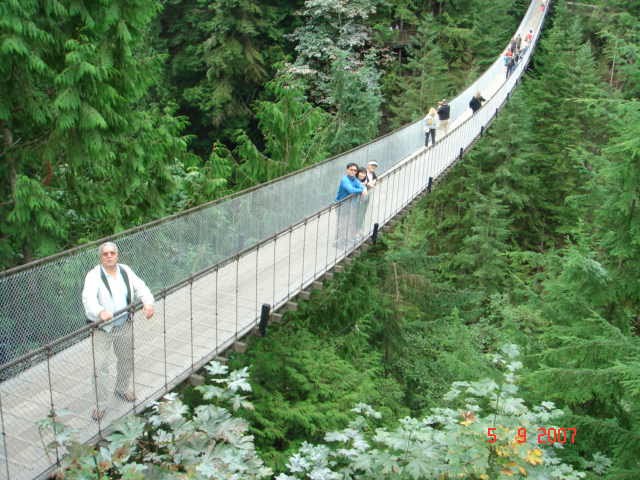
[
  {"xmin": 383, "ymin": 15, "xmax": 452, "ymax": 127},
  {"xmin": 289, "ymin": 0, "xmax": 377, "ymax": 79},
  {"xmin": 235, "ymin": 74, "xmax": 331, "ymax": 187},
  {"xmin": 42, "ymin": 353, "xmax": 601, "ymax": 480},
  {"xmin": 591, "ymin": 100, "xmax": 640, "ymax": 310},
  {"xmin": 157, "ymin": 0, "xmax": 298, "ymax": 149},
  {"xmin": 327, "ymin": 52, "xmax": 383, "ymax": 153},
  {"xmin": 39, "ymin": 361, "xmax": 271, "ymax": 479},
  {"xmin": 229, "ymin": 318, "xmax": 407, "ymax": 469},
  {"xmin": 0, "ymin": 0, "xmax": 195, "ymax": 267},
  {"xmin": 277, "ymin": 345, "xmax": 596, "ymax": 480}
]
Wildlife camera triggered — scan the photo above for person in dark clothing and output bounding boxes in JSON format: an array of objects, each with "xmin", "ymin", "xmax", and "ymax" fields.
[
  {"xmin": 510, "ymin": 37, "xmax": 518, "ymax": 53},
  {"xmin": 437, "ymin": 100, "xmax": 450, "ymax": 134},
  {"xmin": 469, "ymin": 92, "xmax": 485, "ymax": 113},
  {"xmin": 504, "ymin": 50, "xmax": 515, "ymax": 79}
]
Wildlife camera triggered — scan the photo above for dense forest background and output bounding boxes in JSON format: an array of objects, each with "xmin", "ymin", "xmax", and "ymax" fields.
[
  {"xmin": 175, "ymin": 0, "xmax": 638, "ymax": 477},
  {"xmin": 3, "ymin": 0, "xmax": 640, "ymax": 478},
  {"xmin": 1, "ymin": 0, "xmax": 528, "ymax": 268}
]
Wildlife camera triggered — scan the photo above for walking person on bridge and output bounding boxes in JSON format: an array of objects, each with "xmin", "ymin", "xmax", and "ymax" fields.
[
  {"xmin": 423, "ymin": 108, "xmax": 438, "ymax": 147},
  {"xmin": 469, "ymin": 92, "xmax": 485, "ymax": 114},
  {"xmin": 82, "ymin": 241, "xmax": 155, "ymax": 421},
  {"xmin": 437, "ymin": 100, "xmax": 450, "ymax": 135},
  {"xmin": 504, "ymin": 49, "xmax": 515, "ymax": 79}
]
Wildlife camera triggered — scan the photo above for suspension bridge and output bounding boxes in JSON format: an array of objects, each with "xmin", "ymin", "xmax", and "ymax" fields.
[{"xmin": 0, "ymin": 1, "xmax": 549, "ymax": 478}]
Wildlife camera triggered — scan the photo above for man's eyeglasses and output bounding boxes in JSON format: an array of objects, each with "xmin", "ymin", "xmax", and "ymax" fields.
[{"xmin": 102, "ymin": 251, "xmax": 117, "ymax": 256}]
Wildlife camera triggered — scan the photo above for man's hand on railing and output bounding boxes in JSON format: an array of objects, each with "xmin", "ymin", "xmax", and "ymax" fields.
[
  {"xmin": 99, "ymin": 310, "xmax": 113, "ymax": 321},
  {"xmin": 143, "ymin": 304, "xmax": 155, "ymax": 319}
]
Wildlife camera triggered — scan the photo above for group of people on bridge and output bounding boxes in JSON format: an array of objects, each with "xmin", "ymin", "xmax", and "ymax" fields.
[
  {"xmin": 80, "ymin": 6, "xmax": 545, "ymax": 425},
  {"xmin": 505, "ymin": 28, "xmax": 534, "ymax": 79},
  {"xmin": 422, "ymin": 91, "xmax": 485, "ymax": 149}
]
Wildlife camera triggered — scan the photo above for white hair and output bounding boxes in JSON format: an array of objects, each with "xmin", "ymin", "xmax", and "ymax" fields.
[{"xmin": 98, "ymin": 241, "xmax": 118, "ymax": 256}]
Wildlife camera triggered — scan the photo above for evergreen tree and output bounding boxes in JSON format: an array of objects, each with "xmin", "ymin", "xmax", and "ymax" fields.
[
  {"xmin": 522, "ymin": 4, "xmax": 611, "ymax": 241},
  {"xmin": 591, "ymin": 100, "xmax": 640, "ymax": 317},
  {"xmin": 453, "ymin": 186, "xmax": 513, "ymax": 293},
  {"xmin": 526, "ymin": 246, "xmax": 640, "ymax": 475},
  {"xmin": 0, "ymin": 0, "xmax": 194, "ymax": 267},
  {"xmin": 384, "ymin": 14, "xmax": 453, "ymax": 128},
  {"xmin": 327, "ymin": 51, "xmax": 383, "ymax": 153}
]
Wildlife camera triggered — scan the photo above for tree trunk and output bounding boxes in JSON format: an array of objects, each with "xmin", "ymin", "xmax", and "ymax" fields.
[{"xmin": 1, "ymin": 122, "xmax": 16, "ymax": 197}]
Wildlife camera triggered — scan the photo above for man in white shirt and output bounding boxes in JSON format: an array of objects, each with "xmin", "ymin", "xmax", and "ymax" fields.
[{"xmin": 82, "ymin": 241, "xmax": 154, "ymax": 421}]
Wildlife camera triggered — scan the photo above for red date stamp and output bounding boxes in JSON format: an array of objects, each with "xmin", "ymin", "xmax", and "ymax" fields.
[{"xmin": 487, "ymin": 427, "xmax": 576, "ymax": 444}]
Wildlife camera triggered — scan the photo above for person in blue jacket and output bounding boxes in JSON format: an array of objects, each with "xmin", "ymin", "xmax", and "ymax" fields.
[
  {"xmin": 336, "ymin": 162, "xmax": 367, "ymax": 201},
  {"xmin": 335, "ymin": 163, "xmax": 367, "ymax": 249}
]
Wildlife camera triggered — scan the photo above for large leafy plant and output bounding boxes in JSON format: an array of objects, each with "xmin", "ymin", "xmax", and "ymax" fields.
[
  {"xmin": 276, "ymin": 344, "xmax": 606, "ymax": 480},
  {"xmin": 40, "ymin": 346, "xmax": 607, "ymax": 479},
  {"xmin": 39, "ymin": 362, "xmax": 270, "ymax": 479}
]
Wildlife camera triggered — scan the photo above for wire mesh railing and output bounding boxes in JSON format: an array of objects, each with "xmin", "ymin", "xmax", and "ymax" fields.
[{"xmin": 0, "ymin": 1, "xmax": 550, "ymax": 478}]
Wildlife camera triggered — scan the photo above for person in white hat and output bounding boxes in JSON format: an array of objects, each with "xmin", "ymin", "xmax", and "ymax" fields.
[{"xmin": 366, "ymin": 161, "xmax": 378, "ymax": 187}]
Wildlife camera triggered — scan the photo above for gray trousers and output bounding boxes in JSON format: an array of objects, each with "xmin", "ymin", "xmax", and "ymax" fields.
[{"xmin": 93, "ymin": 321, "xmax": 133, "ymax": 404}]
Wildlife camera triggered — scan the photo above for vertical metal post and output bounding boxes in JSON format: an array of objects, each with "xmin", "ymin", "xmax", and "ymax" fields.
[
  {"xmin": 189, "ymin": 280, "xmax": 194, "ymax": 370},
  {"xmin": 130, "ymin": 306, "xmax": 137, "ymax": 408},
  {"xmin": 395, "ymin": 169, "xmax": 403, "ymax": 216},
  {"xmin": 255, "ymin": 244, "xmax": 260, "ymax": 322},
  {"xmin": 162, "ymin": 296, "xmax": 167, "ymax": 391},
  {"xmin": 325, "ymin": 207, "xmax": 332, "ymax": 271},
  {"xmin": 45, "ymin": 347, "xmax": 60, "ymax": 468},
  {"xmin": 300, "ymin": 219, "xmax": 308, "ymax": 289},
  {"xmin": 344, "ymin": 198, "xmax": 353, "ymax": 257},
  {"xmin": 411, "ymin": 156, "xmax": 417, "ymax": 201},
  {"xmin": 0, "ymin": 391, "xmax": 10, "ymax": 480},
  {"xmin": 234, "ymin": 255, "xmax": 240, "ymax": 339},
  {"xmin": 381, "ymin": 175, "xmax": 389, "ymax": 224},
  {"xmin": 272, "ymin": 236, "xmax": 277, "ymax": 307},
  {"xmin": 392, "ymin": 170, "xmax": 400, "ymax": 217},
  {"xmin": 372, "ymin": 223, "xmax": 379, "ymax": 244},
  {"xmin": 259, "ymin": 304, "xmax": 270, "ymax": 337},
  {"xmin": 287, "ymin": 227, "xmax": 293, "ymax": 300},
  {"xmin": 407, "ymin": 158, "xmax": 415, "ymax": 206},
  {"xmin": 313, "ymin": 213, "xmax": 320, "ymax": 279},
  {"xmin": 90, "ymin": 326, "xmax": 102, "ymax": 432},
  {"xmin": 214, "ymin": 267, "xmax": 219, "ymax": 353},
  {"xmin": 427, "ymin": 176, "xmax": 433, "ymax": 194},
  {"xmin": 333, "ymin": 204, "xmax": 340, "ymax": 266},
  {"xmin": 410, "ymin": 156, "xmax": 418, "ymax": 204},
  {"xmin": 375, "ymin": 173, "xmax": 383, "ymax": 228},
  {"xmin": 420, "ymin": 151, "xmax": 428, "ymax": 195},
  {"xmin": 424, "ymin": 149, "xmax": 430, "ymax": 192}
]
